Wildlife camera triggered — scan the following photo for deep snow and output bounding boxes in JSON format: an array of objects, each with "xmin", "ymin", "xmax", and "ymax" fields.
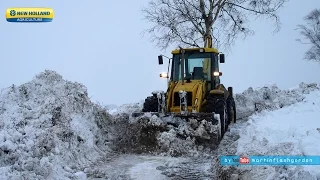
[
  {"xmin": 1, "ymin": 70, "xmax": 320, "ymax": 180},
  {"xmin": 232, "ymin": 90, "xmax": 320, "ymax": 179},
  {"xmin": 0, "ymin": 70, "xmax": 113, "ymax": 179},
  {"xmin": 216, "ymin": 86, "xmax": 320, "ymax": 180}
]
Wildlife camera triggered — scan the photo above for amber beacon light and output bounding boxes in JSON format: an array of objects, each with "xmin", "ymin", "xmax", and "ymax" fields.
[{"xmin": 6, "ymin": 7, "xmax": 54, "ymax": 22}]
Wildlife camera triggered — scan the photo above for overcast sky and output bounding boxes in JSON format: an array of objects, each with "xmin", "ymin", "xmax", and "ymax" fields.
[{"xmin": 1, "ymin": 0, "xmax": 320, "ymax": 106}]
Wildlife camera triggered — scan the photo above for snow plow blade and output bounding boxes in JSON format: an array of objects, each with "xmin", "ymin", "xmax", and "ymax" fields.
[
  {"xmin": 130, "ymin": 112, "xmax": 223, "ymax": 147},
  {"xmin": 131, "ymin": 112, "xmax": 219, "ymax": 122}
]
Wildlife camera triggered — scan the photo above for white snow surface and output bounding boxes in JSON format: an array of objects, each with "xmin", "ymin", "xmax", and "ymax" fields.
[
  {"xmin": 233, "ymin": 90, "xmax": 320, "ymax": 179},
  {"xmin": 237, "ymin": 90, "xmax": 320, "ymax": 156},
  {"xmin": 234, "ymin": 82, "xmax": 319, "ymax": 120},
  {"xmin": 107, "ymin": 101, "xmax": 144, "ymax": 115},
  {"xmin": 129, "ymin": 161, "xmax": 167, "ymax": 180},
  {"xmin": 0, "ymin": 70, "xmax": 112, "ymax": 180}
]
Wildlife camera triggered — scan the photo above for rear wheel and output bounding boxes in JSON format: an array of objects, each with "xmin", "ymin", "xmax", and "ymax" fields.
[
  {"xmin": 142, "ymin": 95, "xmax": 158, "ymax": 112},
  {"xmin": 227, "ymin": 97, "xmax": 236, "ymax": 124}
]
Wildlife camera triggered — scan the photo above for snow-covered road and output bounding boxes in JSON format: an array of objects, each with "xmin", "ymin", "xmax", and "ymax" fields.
[
  {"xmin": 87, "ymin": 155, "xmax": 187, "ymax": 180},
  {"xmin": 87, "ymin": 154, "xmax": 217, "ymax": 180}
]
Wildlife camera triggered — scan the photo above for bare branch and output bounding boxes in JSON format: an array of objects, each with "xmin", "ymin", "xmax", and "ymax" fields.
[
  {"xmin": 297, "ymin": 9, "xmax": 320, "ymax": 62},
  {"xmin": 142, "ymin": 0, "xmax": 287, "ymax": 51},
  {"xmin": 212, "ymin": 0, "xmax": 226, "ymax": 24},
  {"xmin": 199, "ymin": 0, "xmax": 207, "ymax": 19}
]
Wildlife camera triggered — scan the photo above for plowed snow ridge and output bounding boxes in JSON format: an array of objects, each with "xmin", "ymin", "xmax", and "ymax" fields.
[
  {"xmin": 232, "ymin": 90, "xmax": 320, "ymax": 179},
  {"xmin": 0, "ymin": 70, "xmax": 112, "ymax": 180}
]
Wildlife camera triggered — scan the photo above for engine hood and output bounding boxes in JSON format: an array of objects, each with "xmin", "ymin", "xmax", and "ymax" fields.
[{"xmin": 173, "ymin": 80, "xmax": 202, "ymax": 93}]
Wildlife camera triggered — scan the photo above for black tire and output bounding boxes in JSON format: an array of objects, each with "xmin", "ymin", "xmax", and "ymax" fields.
[
  {"xmin": 142, "ymin": 95, "xmax": 158, "ymax": 112},
  {"xmin": 227, "ymin": 97, "xmax": 236, "ymax": 124},
  {"xmin": 203, "ymin": 94, "xmax": 227, "ymax": 137}
]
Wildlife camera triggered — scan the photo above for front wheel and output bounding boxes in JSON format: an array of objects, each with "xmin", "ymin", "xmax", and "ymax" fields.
[
  {"xmin": 203, "ymin": 94, "xmax": 228, "ymax": 137},
  {"xmin": 142, "ymin": 96, "xmax": 158, "ymax": 112}
]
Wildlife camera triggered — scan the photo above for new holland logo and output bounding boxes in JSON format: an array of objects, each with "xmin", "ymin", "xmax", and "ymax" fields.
[
  {"xmin": 6, "ymin": 8, "xmax": 54, "ymax": 22},
  {"xmin": 10, "ymin": 10, "xmax": 16, "ymax": 16}
]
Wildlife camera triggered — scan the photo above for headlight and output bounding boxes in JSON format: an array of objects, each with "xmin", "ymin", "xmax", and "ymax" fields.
[
  {"xmin": 160, "ymin": 72, "xmax": 169, "ymax": 78},
  {"xmin": 213, "ymin": 72, "xmax": 222, "ymax": 76}
]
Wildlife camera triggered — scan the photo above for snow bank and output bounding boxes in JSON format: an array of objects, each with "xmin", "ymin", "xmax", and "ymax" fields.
[
  {"xmin": 234, "ymin": 82, "xmax": 319, "ymax": 120},
  {"xmin": 216, "ymin": 83, "xmax": 320, "ymax": 180},
  {"xmin": 0, "ymin": 70, "xmax": 112, "ymax": 179},
  {"xmin": 232, "ymin": 90, "xmax": 320, "ymax": 179}
]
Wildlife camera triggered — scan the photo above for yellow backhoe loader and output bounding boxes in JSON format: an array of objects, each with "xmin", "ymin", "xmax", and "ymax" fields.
[{"xmin": 132, "ymin": 35, "xmax": 236, "ymax": 146}]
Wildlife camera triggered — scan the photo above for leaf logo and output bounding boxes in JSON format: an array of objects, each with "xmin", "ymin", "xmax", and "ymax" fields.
[{"xmin": 10, "ymin": 10, "xmax": 16, "ymax": 16}]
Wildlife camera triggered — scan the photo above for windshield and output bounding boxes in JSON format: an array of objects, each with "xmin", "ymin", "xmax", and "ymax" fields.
[{"xmin": 172, "ymin": 52, "xmax": 212, "ymax": 81}]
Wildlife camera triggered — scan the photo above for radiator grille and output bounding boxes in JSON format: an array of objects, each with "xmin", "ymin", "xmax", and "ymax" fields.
[{"xmin": 173, "ymin": 92, "xmax": 192, "ymax": 106}]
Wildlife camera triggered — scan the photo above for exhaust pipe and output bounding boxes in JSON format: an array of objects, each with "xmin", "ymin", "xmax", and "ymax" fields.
[{"xmin": 180, "ymin": 48, "xmax": 185, "ymax": 85}]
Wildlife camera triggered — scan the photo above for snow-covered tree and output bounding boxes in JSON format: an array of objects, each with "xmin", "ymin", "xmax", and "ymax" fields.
[
  {"xmin": 297, "ymin": 9, "xmax": 320, "ymax": 62},
  {"xmin": 142, "ymin": 0, "xmax": 287, "ymax": 50}
]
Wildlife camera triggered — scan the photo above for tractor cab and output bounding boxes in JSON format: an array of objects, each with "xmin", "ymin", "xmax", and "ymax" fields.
[{"xmin": 159, "ymin": 47, "xmax": 225, "ymax": 91}]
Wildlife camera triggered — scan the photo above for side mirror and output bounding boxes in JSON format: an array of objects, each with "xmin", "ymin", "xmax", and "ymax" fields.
[
  {"xmin": 185, "ymin": 73, "xmax": 192, "ymax": 82},
  {"xmin": 219, "ymin": 54, "xmax": 225, "ymax": 63},
  {"xmin": 158, "ymin": 55, "xmax": 163, "ymax": 65}
]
